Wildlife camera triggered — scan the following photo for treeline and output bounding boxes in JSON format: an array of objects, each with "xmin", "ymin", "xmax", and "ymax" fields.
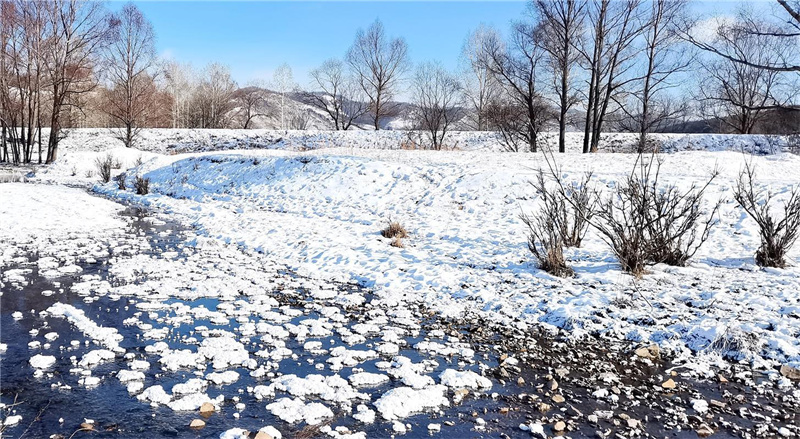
[{"xmin": 2, "ymin": 0, "xmax": 799, "ymax": 163}]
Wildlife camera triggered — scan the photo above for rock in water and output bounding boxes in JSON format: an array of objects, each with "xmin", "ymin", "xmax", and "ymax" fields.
[
  {"xmin": 661, "ymin": 378, "xmax": 676, "ymax": 390},
  {"xmin": 696, "ymin": 424, "xmax": 714, "ymax": 438},
  {"xmin": 189, "ymin": 419, "xmax": 205, "ymax": 429},
  {"xmin": 780, "ymin": 364, "xmax": 800, "ymax": 380},
  {"xmin": 199, "ymin": 402, "xmax": 215, "ymax": 416}
]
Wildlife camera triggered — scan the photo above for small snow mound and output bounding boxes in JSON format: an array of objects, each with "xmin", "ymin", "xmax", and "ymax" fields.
[
  {"xmin": 266, "ymin": 397, "xmax": 334, "ymax": 425},
  {"xmin": 374, "ymin": 385, "xmax": 449, "ymax": 420},
  {"xmin": 439, "ymin": 369, "xmax": 492, "ymax": 390}
]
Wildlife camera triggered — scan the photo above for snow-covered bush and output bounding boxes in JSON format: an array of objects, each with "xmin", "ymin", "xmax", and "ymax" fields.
[{"xmin": 734, "ymin": 162, "xmax": 800, "ymax": 268}]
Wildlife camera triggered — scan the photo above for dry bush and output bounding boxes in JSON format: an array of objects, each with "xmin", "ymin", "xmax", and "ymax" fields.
[
  {"xmin": 134, "ymin": 176, "xmax": 150, "ymax": 195},
  {"xmin": 545, "ymin": 152, "xmax": 719, "ymax": 276},
  {"xmin": 116, "ymin": 172, "xmax": 127, "ymax": 190},
  {"xmin": 643, "ymin": 164, "xmax": 721, "ymax": 266},
  {"xmin": 592, "ymin": 155, "xmax": 719, "ymax": 275},
  {"xmin": 95, "ymin": 154, "xmax": 114, "ymax": 183},
  {"xmin": 555, "ymin": 171, "xmax": 597, "ymax": 248},
  {"xmin": 734, "ymin": 161, "xmax": 800, "ymax": 268},
  {"xmin": 390, "ymin": 237, "xmax": 405, "ymax": 248},
  {"xmin": 521, "ymin": 170, "xmax": 575, "ymax": 277},
  {"xmin": 382, "ymin": 221, "xmax": 408, "ymax": 239}
]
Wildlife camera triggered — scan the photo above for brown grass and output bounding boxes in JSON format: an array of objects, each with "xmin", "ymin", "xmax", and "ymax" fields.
[{"xmin": 381, "ymin": 221, "xmax": 408, "ymax": 239}]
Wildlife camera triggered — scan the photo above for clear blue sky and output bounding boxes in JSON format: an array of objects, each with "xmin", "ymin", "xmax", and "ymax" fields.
[
  {"xmin": 115, "ymin": 1, "xmax": 530, "ymax": 86},
  {"xmin": 112, "ymin": 1, "xmax": 758, "ymax": 89}
]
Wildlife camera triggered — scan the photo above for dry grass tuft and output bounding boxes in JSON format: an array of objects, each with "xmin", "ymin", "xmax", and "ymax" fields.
[{"xmin": 382, "ymin": 221, "xmax": 408, "ymax": 239}]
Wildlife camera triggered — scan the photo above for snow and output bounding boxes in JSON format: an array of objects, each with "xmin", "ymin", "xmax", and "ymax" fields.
[
  {"xmin": 3, "ymin": 128, "xmax": 800, "ymax": 435},
  {"xmin": 439, "ymin": 369, "xmax": 492, "ymax": 390},
  {"xmin": 46, "ymin": 304, "xmax": 124, "ymax": 352},
  {"xmin": 137, "ymin": 385, "xmax": 172, "ymax": 405},
  {"xmin": 0, "ymin": 183, "xmax": 125, "ymax": 265},
  {"xmin": 266, "ymin": 397, "xmax": 334, "ymax": 425},
  {"xmin": 85, "ymin": 140, "xmax": 800, "ymax": 370},
  {"xmin": 207, "ymin": 370, "xmax": 240, "ymax": 385},
  {"xmin": 3, "ymin": 415, "xmax": 22, "ymax": 426},
  {"xmin": 374, "ymin": 385, "xmax": 450, "ymax": 420},
  {"xmin": 348, "ymin": 372, "xmax": 390, "ymax": 387},
  {"xmin": 29, "ymin": 354, "xmax": 56, "ymax": 369}
]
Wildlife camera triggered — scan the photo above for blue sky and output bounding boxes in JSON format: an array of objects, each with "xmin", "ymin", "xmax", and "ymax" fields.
[
  {"xmin": 114, "ymin": 1, "xmax": 528, "ymax": 85},
  {"xmin": 112, "ymin": 1, "xmax": 755, "ymax": 88}
]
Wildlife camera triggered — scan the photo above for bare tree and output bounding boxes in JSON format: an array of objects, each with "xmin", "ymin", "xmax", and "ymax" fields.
[
  {"xmin": 481, "ymin": 22, "xmax": 552, "ymax": 152},
  {"xmin": 683, "ymin": 0, "xmax": 800, "ymax": 73},
  {"xmin": 272, "ymin": 63, "xmax": 295, "ymax": 131},
  {"xmin": 163, "ymin": 60, "xmax": 193, "ymax": 128},
  {"xmin": 532, "ymin": 0, "xmax": 586, "ymax": 153},
  {"xmin": 43, "ymin": 0, "xmax": 113, "ymax": 163},
  {"xmin": 0, "ymin": 1, "xmax": 51, "ymax": 164},
  {"xmin": 188, "ymin": 62, "xmax": 236, "ymax": 128},
  {"xmin": 578, "ymin": 0, "xmax": 647, "ymax": 153},
  {"xmin": 103, "ymin": 2, "xmax": 156, "ymax": 148},
  {"xmin": 233, "ymin": 82, "xmax": 268, "ymax": 129},
  {"xmin": 411, "ymin": 61, "xmax": 462, "ymax": 150},
  {"xmin": 307, "ymin": 58, "xmax": 368, "ymax": 130},
  {"xmin": 697, "ymin": 12, "xmax": 794, "ymax": 134},
  {"xmin": 346, "ymin": 19, "xmax": 409, "ymax": 130},
  {"xmin": 459, "ymin": 25, "xmax": 501, "ymax": 131},
  {"xmin": 623, "ymin": 0, "xmax": 691, "ymax": 151}
]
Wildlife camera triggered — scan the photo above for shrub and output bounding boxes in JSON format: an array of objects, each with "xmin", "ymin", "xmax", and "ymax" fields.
[
  {"xmin": 381, "ymin": 221, "xmax": 408, "ymax": 240},
  {"xmin": 644, "ymin": 171, "xmax": 721, "ymax": 266},
  {"xmin": 554, "ymin": 171, "xmax": 597, "ymax": 248},
  {"xmin": 134, "ymin": 176, "xmax": 150, "ymax": 195},
  {"xmin": 546, "ymin": 152, "xmax": 719, "ymax": 276},
  {"xmin": 592, "ymin": 155, "xmax": 719, "ymax": 274},
  {"xmin": 733, "ymin": 161, "xmax": 800, "ymax": 268},
  {"xmin": 95, "ymin": 154, "xmax": 114, "ymax": 183},
  {"xmin": 520, "ymin": 170, "xmax": 575, "ymax": 277},
  {"xmin": 116, "ymin": 172, "xmax": 127, "ymax": 190}
]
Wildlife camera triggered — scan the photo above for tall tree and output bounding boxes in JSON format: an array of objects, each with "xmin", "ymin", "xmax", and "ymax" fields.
[
  {"xmin": 411, "ymin": 61, "xmax": 462, "ymax": 150},
  {"xmin": 459, "ymin": 25, "xmax": 501, "ymax": 131},
  {"xmin": 346, "ymin": 19, "xmax": 409, "ymax": 130},
  {"xmin": 43, "ymin": 0, "xmax": 112, "ymax": 163},
  {"xmin": 307, "ymin": 58, "xmax": 368, "ymax": 130},
  {"xmin": 626, "ymin": 0, "xmax": 691, "ymax": 151},
  {"xmin": 103, "ymin": 2, "xmax": 157, "ymax": 148},
  {"xmin": 697, "ymin": 13, "xmax": 791, "ymax": 134},
  {"xmin": 578, "ymin": 0, "xmax": 647, "ymax": 153},
  {"xmin": 532, "ymin": 0, "xmax": 586, "ymax": 153},
  {"xmin": 233, "ymin": 82, "xmax": 268, "ymax": 129},
  {"xmin": 272, "ymin": 63, "xmax": 295, "ymax": 131},
  {"xmin": 481, "ymin": 22, "xmax": 551, "ymax": 152}
]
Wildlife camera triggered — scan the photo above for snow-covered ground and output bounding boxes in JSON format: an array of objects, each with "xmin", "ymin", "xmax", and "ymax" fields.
[
  {"xmin": 3, "ymin": 128, "xmax": 800, "ymax": 437},
  {"xmin": 18, "ymin": 129, "xmax": 800, "ymax": 371}
]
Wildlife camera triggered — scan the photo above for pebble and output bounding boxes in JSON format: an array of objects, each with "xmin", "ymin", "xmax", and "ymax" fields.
[
  {"xmin": 189, "ymin": 419, "xmax": 205, "ymax": 429},
  {"xmin": 661, "ymin": 378, "xmax": 676, "ymax": 389}
]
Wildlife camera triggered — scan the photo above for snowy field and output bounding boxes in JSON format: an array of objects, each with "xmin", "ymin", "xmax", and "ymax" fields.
[{"xmin": 2, "ymin": 128, "xmax": 799, "ymax": 438}]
